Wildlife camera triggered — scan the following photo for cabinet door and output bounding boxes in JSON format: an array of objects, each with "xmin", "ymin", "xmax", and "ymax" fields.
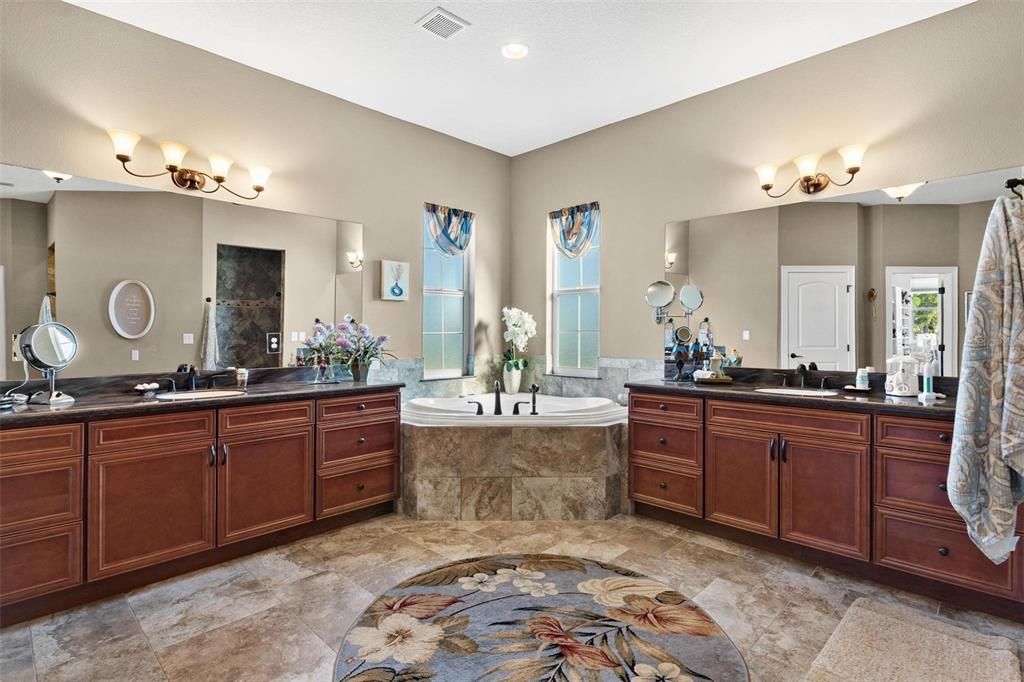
[
  {"xmin": 779, "ymin": 434, "xmax": 870, "ymax": 561},
  {"xmin": 705, "ymin": 425, "xmax": 778, "ymax": 537},
  {"xmin": 218, "ymin": 427, "xmax": 313, "ymax": 545},
  {"xmin": 88, "ymin": 442, "xmax": 216, "ymax": 581}
]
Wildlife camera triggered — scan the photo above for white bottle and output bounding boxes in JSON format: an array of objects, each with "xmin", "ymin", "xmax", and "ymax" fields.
[
  {"xmin": 919, "ymin": 351, "xmax": 939, "ymax": 403},
  {"xmin": 855, "ymin": 368, "xmax": 869, "ymax": 390}
]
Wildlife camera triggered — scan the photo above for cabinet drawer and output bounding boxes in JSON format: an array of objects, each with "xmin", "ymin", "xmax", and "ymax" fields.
[
  {"xmin": 0, "ymin": 423, "xmax": 83, "ymax": 466},
  {"xmin": 707, "ymin": 400, "xmax": 869, "ymax": 443},
  {"xmin": 875, "ymin": 447, "xmax": 956, "ymax": 520},
  {"xmin": 629, "ymin": 459, "xmax": 702, "ymax": 517},
  {"xmin": 318, "ymin": 392, "xmax": 400, "ymax": 423},
  {"xmin": 875, "ymin": 415, "xmax": 953, "ymax": 455},
  {"xmin": 316, "ymin": 457, "xmax": 399, "ymax": 518},
  {"xmin": 629, "ymin": 419, "xmax": 702, "ymax": 467},
  {"xmin": 89, "ymin": 411, "xmax": 215, "ymax": 454},
  {"xmin": 629, "ymin": 393, "xmax": 702, "ymax": 423},
  {"xmin": 218, "ymin": 400, "xmax": 313, "ymax": 437},
  {"xmin": 318, "ymin": 416, "xmax": 399, "ymax": 468},
  {"xmin": 0, "ymin": 522, "xmax": 82, "ymax": 604},
  {"xmin": 0, "ymin": 457, "xmax": 82, "ymax": 535},
  {"xmin": 874, "ymin": 508, "xmax": 1020, "ymax": 600}
]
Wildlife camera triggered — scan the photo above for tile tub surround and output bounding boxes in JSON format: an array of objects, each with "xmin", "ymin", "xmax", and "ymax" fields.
[
  {"xmin": 2, "ymin": 514, "xmax": 1021, "ymax": 682},
  {"xmin": 400, "ymin": 423, "xmax": 628, "ymax": 520}
]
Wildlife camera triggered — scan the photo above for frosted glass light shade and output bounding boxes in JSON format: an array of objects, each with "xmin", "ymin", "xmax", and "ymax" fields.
[
  {"xmin": 794, "ymin": 154, "xmax": 820, "ymax": 179},
  {"xmin": 249, "ymin": 166, "xmax": 272, "ymax": 190},
  {"xmin": 882, "ymin": 182, "xmax": 925, "ymax": 201},
  {"xmin": 665, "ymin": 252, "xmax": 677, "ymax": 269},
  {"xmin": 159, "ymin": 142, "xmax": 189, "ymax": 169},
  {"xmin": 43, "ymin": 170, "xmax": 72, "ymax": 182},
  {"xmin": 107, "ymin": 129, "xmax": 141, "ymax": 160},
  {"xmin": 754, "ymin": 164, "xmax": 778, "ymax": 189},
  {"xmin": 207, "ymin": 154, "xmax": 233, "ymax": 180},
  {"xmin": 838, "ymin": 144, "xmax": 867, "ymax": 171}
]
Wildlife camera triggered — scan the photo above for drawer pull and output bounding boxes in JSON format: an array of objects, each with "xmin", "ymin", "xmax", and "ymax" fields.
[
  {"xmin": 938, "ymin": 546, "xmax": 950, "ymax": 557},
  {"xmin": 780, "ymin": 439, "xmax": 788, "ymax": 463},
  {"xmin": 221, "ymin": 443, "xmax": 229, "ymax": 465},
  {"xmin": 938, "ymin": 482, "xmax": 948, "ymax": 492},
  {"xmin": 357, "ymin": 403, "xmax": 366, "ymax": 411},
  {"xmin": 209, "ymin": 444, "xmax": 216, "ymax": 467},
  {"xmin": 357, "ymin": 437, "xmax": 367, "ymax": 444},
  {"xmin": 356, "ymin": 483, "xmax": 365, "ymax": 491},
  {"xmin": 938, "ymin": 433, "xmax": 950, "ymax": 442},
  {"xmin": 658, "ymin": 403, "xmax": 668, "ymax": 411},
  {"xmin": 769, "ymin": 437, "xmax": 776, "ymax": 461},
  {"xmin": 658, "ymin": 437, "xmax": 668, "ymax": 445},
  {"xmin": 659, "ymin": 482, "xmax": 667, "ymax": 490}
]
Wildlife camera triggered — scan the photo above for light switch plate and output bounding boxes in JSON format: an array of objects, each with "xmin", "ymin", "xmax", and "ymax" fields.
[
  {"xmin": 183, "ymin": 333, "xmax": 194, "ymax": 345},
  {"xmin": 742, "ymin": 330, "xmax": 751, "ymax": 341},
  {"xmin": 267, "ymin": 332, "xmax": 282, "ymax": 354},
  {"xmin": 131, "ymin": 349, "xmax": 140, "ymax": 361},
  {"xmin": 290, "ymin": 331, "xmax": 299, "ymax": 342},
  {"xmin": 10, "ymin": 334, "xmax": 20, "ymax": 362},
  {"xmin": 299, "ymin": 331, "xmax": 306, "ymax": 341}
]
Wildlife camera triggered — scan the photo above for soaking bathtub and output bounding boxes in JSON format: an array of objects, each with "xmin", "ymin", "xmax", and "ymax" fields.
[{"xmin": 401, "ymin": 393, "xmax": 627, "ymax": 427}]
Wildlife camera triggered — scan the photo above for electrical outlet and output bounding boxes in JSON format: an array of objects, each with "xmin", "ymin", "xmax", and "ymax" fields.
[
  {"xmin": 742, "ymin": 330, "xmax": 751, "ymax": 341},
  {"xmin": 131, "ymin": 349, "xmax": 140, "ymax": 361},
  {"xmin": 10, "ymin": 334, "xmax": 20, "ymax": 362},
  {"xmin": 183, "ymin": 333, "xmax": 194, "ymax": 345},
  {"xmin": 267, "ymin": 332, "xmax": 282, "ymax": 354}
]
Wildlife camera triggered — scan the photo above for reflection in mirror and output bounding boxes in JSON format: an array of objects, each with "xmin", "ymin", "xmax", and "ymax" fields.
[
  {"xmin": 664, "ymin": 166, "xmax": 1022, "ymax": 377},
  {"xmin": 17, "ymin": 321, "xmax": 79, "ymax": 405},
  {"xmin": 644, "ymin": 280, "xmax": 675, "ymax": 308},
  {"xmin": 0, "ymin": 164, "xmax": 364, "ymax": 379},
  {"xmin": 678, "ymin": 284, "xmax": 704, "ymax": 313}
]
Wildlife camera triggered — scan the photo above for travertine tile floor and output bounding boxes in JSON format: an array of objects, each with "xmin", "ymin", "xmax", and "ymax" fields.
[{"xmin": 1, "ymin": 513, "xmax": 1021, "ymax": 681}]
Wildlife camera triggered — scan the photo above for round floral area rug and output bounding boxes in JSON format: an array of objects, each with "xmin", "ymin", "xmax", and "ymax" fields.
[{"xmin": 334, "ymin": 554, "xmax": 748, "ymax": 682}]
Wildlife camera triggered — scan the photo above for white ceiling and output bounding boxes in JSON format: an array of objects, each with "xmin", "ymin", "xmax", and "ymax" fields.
[
  {"xmin": 65, "ymin": 1, "xmax": 971, "ymax": 156},
  {"xmin": 818, "ymin": 166, "xmax": 1024, "ymax": 206},
  {"xmin": 0, "ymin": 164, "xmax": 151, "ymax": 204}
]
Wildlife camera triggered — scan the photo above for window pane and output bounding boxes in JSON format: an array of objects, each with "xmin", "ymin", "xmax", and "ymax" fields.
[
  {"xmin": 579, "ymin": 292, "xmax": 599, "ymax": 331},
  {"xmin": 443, "ymin": 295, "xmax": 463, "ymax": 333},
  {"xmin": 581, "ymin": 248, "xmax": 600, "ymax": 288},
  {"xmin": 558, "ymin": 332, "xmax": 578, "ymax": 369},
  {"xmin": 442, "ymin": 253, "xmax": 465, "ymax": 290},
  {"xmin": 558, "ymin": 294, "xmax": 579, "ymax": 332},
  {"xmin": 912, "ymin": 292, "xmax": 938, "ymax": 308},
  {"xmin": 423, "ymin": 294, "xmax": 442, "ymax": 333},
  {"xmin": 558, "ymin": 253, "xmax": 580, "ymax": 290},
  {"xmin": 443, "ymin": 334, "xmax": 464, "ymax": 371},
  {"xmin": 589, "ymin": 222, "xmax": 600, "ymax": 247},
  {"xmin": 423, "ymin": 250, "xmax": 442, "ymax": 290},
  {"xmin": 423, "ymin": 334, "xmax": 443, "ymax": 370},
  {"xmin": 580, "ymin": 332, "xmax": 599, "ymax": 369}
]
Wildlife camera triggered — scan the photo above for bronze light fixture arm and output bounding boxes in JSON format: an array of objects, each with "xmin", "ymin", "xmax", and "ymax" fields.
[{"xmin": 118, "ymin": 158, "xmax": 171, "ymax": 179}]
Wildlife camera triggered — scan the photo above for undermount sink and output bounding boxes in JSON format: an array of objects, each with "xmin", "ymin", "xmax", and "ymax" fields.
[
  {"xmin": 755, "ymin": 388, "xmax": 840, "ymax": 397},
  {"xmin": 154, "ymin": 389, "xmax": 246, "ymax": 401}
]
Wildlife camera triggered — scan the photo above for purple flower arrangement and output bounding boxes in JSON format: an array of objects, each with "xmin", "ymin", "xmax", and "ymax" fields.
[{"xmin": 304, "ymin": 315, "xmax": 395, "ymax": 377}]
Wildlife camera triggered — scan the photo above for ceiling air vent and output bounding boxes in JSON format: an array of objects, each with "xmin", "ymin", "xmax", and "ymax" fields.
[{"xmin": 416, "ymin": 7, "xmax": 470, "ymax": 40}]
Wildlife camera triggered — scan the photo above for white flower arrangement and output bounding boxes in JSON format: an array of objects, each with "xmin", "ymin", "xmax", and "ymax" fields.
[{"xmin": 501, "ymin": 306, "xmax": 537, "ymax": 371}]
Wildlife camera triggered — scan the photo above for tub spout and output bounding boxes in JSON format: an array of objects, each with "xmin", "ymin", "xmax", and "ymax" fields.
[{"xmin": 493, "ymin": 380, "xmax": 503, "ymax": 415}]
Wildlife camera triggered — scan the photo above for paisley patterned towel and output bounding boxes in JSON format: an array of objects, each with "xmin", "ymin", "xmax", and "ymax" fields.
[
  {"xmin": 948, "ymin": 196, "xmax": 1024, "ymax": 564},
  {"xmin": 334, "ymin": 554, "xmax": 748, "ymax": 682}
]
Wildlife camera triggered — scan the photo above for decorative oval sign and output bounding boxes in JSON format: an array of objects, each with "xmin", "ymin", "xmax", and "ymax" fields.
[{"xmin": 108, "ymin": 280, "xmax": 155, "ymax": 339}]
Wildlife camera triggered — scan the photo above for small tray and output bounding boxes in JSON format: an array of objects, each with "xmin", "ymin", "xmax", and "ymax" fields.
[
  {"xmin": 695, "ymin": 376, "xmax": 734, "ymax": 384},
  {"xmin": 843, "ymin": 385, "xmax": 871, "ymax": 393}
]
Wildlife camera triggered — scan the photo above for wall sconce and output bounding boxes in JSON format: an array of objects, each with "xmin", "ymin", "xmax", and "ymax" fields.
[
  {"xmin": 882, "ymin": 182, "xmax": 926, "ymax": 202},
  {"xmin": 106, "ymin": 129, "xmax": 271, "ymax": 200},
  {"xmin": 755, "ymin": 144, "xmax": 867, "ymax": 199},
  {"xmin": 665, "ymin": 252, "xmax": 677, "ymax": 270},
  {"xmin": 346, "ymin": 251, "xmax": 364, "ymax": 270}
]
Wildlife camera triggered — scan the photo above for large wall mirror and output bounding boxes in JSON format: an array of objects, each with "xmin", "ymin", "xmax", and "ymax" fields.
[
  {"xmin": 663, "ymin": 165, "xmax": 1023, "ymax": 377},
  {"xmin": 0, "ymin": 164, "xmax": 364, "ymax": 379}
]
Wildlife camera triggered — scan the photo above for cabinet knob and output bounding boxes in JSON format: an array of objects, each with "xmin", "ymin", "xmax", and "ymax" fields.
[
  {"xmin": 938, "ymin": 433, "xmax": 950, "ymax": 442},
  {"xmin": 659, "ymin": 482, "xmax": 667, "ymax": 490},
  {"xmin": 357, "ymin": 437, "xmax": 367, "ymax": 444},
  {"xmin": 357, "ymin": 403, "xmax": 366, "ymax": 411},
  {"xmin": 938, "ymin": 546, "xmax": 950, "ymax": 557},
  {"xmin": 658, "ymin": 403, "xmax": 667, "ymax": 411},
  {"xmin": 356, "ymin": 483, "xmax": 365, "ymax": 491},
  {"xmin": 658, "ymin": 437, "xmax": 668, "ymax": 445},
  {"xmin": 938, "ymin": 482, "xmax": 948, "ymax": 492}
]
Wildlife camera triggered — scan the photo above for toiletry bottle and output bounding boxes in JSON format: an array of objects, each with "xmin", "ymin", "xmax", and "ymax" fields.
[
  {"xmin": 856, "ymin": 368, "xmax": 869, "ymax": 390},
  {"xmin": 919, "ymin": 351, "xmax": 938, "ymax": 403}
]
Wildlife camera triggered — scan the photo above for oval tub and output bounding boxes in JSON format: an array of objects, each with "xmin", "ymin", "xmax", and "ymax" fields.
[{"xmin": 401, "ymin": 393, "xmax": 627, "ymax": 427}]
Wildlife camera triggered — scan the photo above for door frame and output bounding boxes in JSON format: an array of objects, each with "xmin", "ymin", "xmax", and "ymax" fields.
[
  {"xmin": 884, "ymin": 265, "xmax": 958, "ymax": 376},
  {"xmin": 779, "ymin": 265, "xmax": 856, "ymax": 370}
]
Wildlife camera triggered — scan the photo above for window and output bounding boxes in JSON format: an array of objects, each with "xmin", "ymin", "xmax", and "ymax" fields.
[
  {"xmin": 551, "ymin": 222, "xmax": 600, "ymax": 375},
  {"xmin": 423, "ymin": 221, "xmax": 473, "ymax": 378}
]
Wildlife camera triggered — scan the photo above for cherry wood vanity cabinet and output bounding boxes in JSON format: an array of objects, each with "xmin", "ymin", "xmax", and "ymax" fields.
[
  {"xmin": 628, "ymin": 394, "xmax": 704, "ymax": 517},
  {"xmin": 0, "ymin": 423, "xmax": 85, "ymax": 603},
  {"xmin": 315, "ymin": 392, "xmax": 401, "ymax": 518}
]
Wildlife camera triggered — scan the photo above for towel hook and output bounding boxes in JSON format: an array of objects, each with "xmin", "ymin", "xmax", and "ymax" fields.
[{"xmin": 1006, "ymin": 178, "xmax": 1023, "ymax": 200}]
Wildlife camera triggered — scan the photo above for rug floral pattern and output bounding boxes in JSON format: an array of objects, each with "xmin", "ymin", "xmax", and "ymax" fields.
[{"xmin": 335, "ymin": 554, "xmax": 748, "ymax": 682}]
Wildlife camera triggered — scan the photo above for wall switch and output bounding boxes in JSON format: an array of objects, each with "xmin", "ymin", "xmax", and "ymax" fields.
[
  {"xmin": 290, "ymin": 331, "xmax": 299, "ymax": 342},
  {"xmin": 10, "ymin": 334, "xmax": 20, "ymax": 362},
  {"xmin": 742, "ymin": 330, "xmax": 751, "ymax": 341},
  {"xmin": 267, "ymin": 332, "xmax": 282, "ymax": 354},
  {"xmin": 183, "ymin": 333, "xmax": 194, "ymax": 345},
  {"xmin": 298, "ymin": 331, "xmax": 306, "ymax": 341},
  {"xmin": 131, "ymin": 349, "xmax": 140, "ymax": 361}
]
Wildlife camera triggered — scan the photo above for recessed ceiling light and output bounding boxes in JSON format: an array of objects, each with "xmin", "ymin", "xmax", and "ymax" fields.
[{"xmin": 501, "ymin": 43, "xmax": 529, "ymax": 60}]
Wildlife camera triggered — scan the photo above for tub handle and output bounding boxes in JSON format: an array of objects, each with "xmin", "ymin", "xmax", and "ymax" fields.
[{"xmin": 467, "ymin": 400, "xmax": 484, "ymax": 416}]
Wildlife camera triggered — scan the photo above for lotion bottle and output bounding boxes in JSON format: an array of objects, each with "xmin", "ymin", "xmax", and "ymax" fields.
[{"xmin": 919, "ymin": 351, "xmax": 938, "ymax": 403}]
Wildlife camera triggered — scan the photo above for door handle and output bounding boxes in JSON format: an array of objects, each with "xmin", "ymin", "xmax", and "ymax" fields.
[
  {"xmin": 780, "ymin": 439, "xmax": 788, "ymax": 463},
  {"xmin": 209, "ymin": 444, "xmax": 216, "ymax": 467},
  {"xmin": 768, "ymin": 438, "xmax": 776, "ymax": 461},
  {"xmin": 790, "ymin": 353, "xmax": 803, "ymax": 359},
  {"xmin": 221, "ymin": 443, "xmax": 229, "ymax": 465}
]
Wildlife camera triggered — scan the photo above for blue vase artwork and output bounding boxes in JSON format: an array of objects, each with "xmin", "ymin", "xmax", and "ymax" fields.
[{"xmin": 381, "ymin": 260, "xmax": 409, "ymax": 301}]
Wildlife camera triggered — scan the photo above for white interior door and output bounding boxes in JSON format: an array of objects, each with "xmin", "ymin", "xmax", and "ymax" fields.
[{"xmin": 781, "ymin": 266, "xmax": 855, "ymax": 370}]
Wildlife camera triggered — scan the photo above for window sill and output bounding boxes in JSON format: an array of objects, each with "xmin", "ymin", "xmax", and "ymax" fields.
[
  {"xmin": 545, "ymin": 370, "xmax": 601, "ymax": 380},
  {"xmin": 420, "ymin": 374, "xmax": 475, "ymax": 383}
]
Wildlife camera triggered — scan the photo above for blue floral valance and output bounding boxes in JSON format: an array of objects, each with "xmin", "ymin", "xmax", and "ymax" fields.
[
  {"xmin": 424, "ymin": 202, "xmax": 475, "ymax": 257},
  {"xmin": 548, "ymin": 201, "xmax": 600, "ymax": 259}
]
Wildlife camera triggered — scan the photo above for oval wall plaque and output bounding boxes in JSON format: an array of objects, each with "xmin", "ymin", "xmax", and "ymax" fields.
[{"xmin": 108, "ymin": 280, "xmax": 155, "ymax": 339}]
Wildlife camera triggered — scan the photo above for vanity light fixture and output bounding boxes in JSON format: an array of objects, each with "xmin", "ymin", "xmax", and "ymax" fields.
[
  {"xmin": 346, "ymin": 251, "xmax": 364, "ymax": 270},
  {"xmin": 106, "ymin": 129, "xmax": 271, "ymax": 200},
  {"xmin": 665, "ymin": 252, "xmax": 677, "ymax": 270},
  {"xmin": 42, "ymin": 170, "xmax": 72, "ymax": 183},
  {"xmin": 882, "ymin": 182, "xmax": 926, "ymax": 202},
  {"xmin": 755, "ymin": 144, "xmax": 867, "ymax": 199}
]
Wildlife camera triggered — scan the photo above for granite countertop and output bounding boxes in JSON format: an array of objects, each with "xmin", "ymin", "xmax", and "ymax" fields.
[
  {"xmin": 0, "ymin": 380, "xmax": 405, "ymax": 427},
  {"xmin": 625, "ymin": 380, "xmax": 956, "ymax": 419}
]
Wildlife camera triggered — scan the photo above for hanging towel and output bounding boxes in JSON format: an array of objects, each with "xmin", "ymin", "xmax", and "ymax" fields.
[
  {"xmin": 38, "ymin": 295, "xmax": 53, "ymax": 323},
  {"xmin": 947, "ymin": 196, "xmax": 1024, "ymax": 564},
  {"xmin": 200, "ymin": 299, "xmax": 219, "ymax": 371}
]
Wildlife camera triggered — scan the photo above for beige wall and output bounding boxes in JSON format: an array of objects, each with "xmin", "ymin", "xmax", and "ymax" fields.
[
  {"xmin": 0, "ymin": 0, "xmax": 512, "ymax": 364},
  {"xmin": 47, "ymin": 191, "xmax": 205, "ymax": 376},
  {"xmin": 510, "ymin": 0, "xmax": 1024, "ymax": 360},
  {"xmin": 0, "ymin": 199, "xmax": 50, "ymax": 379}
]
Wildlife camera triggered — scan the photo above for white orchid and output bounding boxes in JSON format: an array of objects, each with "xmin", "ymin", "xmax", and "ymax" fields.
[
  {"xmin": 458, "ymin": 572, "xmax": 503, "ymax": 592},
  {"xmin": 514, "ymin": 580, "xmax": 559, "ymax": 597},
  {"xmin": 502, "ymin": 306, "xmax": 537, "ymax": 370},
  {"xmin": 345, "ymin": 613, "xmax": 444, "ymax": 664},
  {"xmin": 630, "ymin": 662, "xmax": 692, "ymax": 682},
  {"xmin": 496, "ymin": 567, "xmax": 545, "ymax": 583}
]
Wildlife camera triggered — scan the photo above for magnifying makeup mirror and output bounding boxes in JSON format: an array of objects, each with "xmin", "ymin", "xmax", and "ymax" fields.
[
  {"xmin": 644, "ymin": 280, "xmax": 676, "ymax": 324},
  {"xmin": 674, "ymin": 325, "xmax": 693, "ymax": 345},
  {"xmin": 679, "ymin": 284, "xmax": 705, "ymax": 313},
  {"xmin": 19, "ymin": 322, "xmax": 79, "ymax": 405}
]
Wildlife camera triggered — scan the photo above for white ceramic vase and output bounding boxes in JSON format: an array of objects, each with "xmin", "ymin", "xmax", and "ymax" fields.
[{"xmin": 503, "ymin": 368, "xmax": 522, "ymax": 394}]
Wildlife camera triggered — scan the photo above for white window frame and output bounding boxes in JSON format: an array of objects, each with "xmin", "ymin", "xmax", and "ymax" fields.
[
  {"xmin": 549, "ymin": 229, "xmax": 600, "ymax": 378},
  {"xmin": 422, "ymin": 235, "xmax": 474, "ymax": 380}
]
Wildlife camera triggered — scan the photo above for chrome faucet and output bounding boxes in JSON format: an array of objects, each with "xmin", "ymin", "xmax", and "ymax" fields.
[{"xmin": 493, "ymin": 380, "xmax": 503, "ymax": 416}]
